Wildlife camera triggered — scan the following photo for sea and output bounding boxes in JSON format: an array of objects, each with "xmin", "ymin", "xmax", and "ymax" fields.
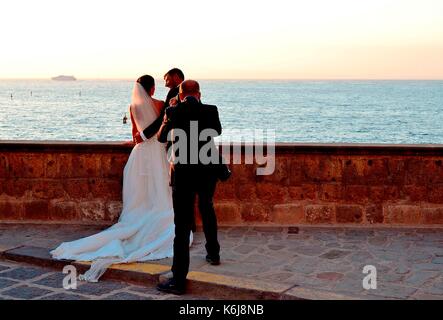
[{"xmin": 0, "ymin": 79, "xmax": 442, "ymax": 144}]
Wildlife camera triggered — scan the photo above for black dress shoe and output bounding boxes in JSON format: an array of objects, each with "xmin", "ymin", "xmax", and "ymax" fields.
[
  {"xmin": 156, "ymin": 278, "xmax": 186, "ymax": 295},
  {"xmin": 206, "ymin": 255, "xmax": 220, "ymax": 265}
]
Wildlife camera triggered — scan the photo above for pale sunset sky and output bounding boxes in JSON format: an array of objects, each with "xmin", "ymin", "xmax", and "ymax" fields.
[{"xmin": 1, "ymin": 0, "xmax": 443, "ymax": 79}]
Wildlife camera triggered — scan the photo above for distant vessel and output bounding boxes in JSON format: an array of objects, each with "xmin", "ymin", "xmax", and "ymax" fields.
[{"xmin": 51, "ymin": 75, "xmax": 77, "ymax": 81}]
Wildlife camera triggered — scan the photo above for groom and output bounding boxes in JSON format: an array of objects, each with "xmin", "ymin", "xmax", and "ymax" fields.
[
  {"xmin": 138, "ymin": 68, "xmax": 184, "ymax": 141},
  {"xmin": 155, "ymin": 80, "xmax": 222, "ymax": 295}
]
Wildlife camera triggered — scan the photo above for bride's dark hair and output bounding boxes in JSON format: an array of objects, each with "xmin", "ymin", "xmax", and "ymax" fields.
[{"xmin": 136, "ymin": 75, "xmax": 155, "ymax": 95}]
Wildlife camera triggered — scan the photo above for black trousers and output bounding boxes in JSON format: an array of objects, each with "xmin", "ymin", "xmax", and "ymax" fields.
[{"xmin": 171, "ymin": 168, "xmax": 220, "ymax": 284}]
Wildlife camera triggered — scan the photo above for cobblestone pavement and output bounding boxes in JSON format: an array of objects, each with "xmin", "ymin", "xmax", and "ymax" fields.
[
  {"xmin": 1, "ymin": 224, "xmax": 443, "ymax": 299},
  {"xmin": 0, "ymin": 259, "xmax": 207, "ymax": 300}
]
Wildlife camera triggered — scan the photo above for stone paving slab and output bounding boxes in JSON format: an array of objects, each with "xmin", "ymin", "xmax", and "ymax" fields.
[{"xmin": 1, "ymin": 223, "xmax": 443, "ymax": 300}]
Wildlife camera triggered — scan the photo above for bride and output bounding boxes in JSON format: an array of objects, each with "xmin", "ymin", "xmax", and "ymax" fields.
[{"xmin": 50, "ymin": 75, "xmax": 190, "ymax": 282}]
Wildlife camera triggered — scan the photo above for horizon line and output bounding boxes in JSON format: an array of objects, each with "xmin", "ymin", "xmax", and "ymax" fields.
[{"xmin": 1, "ymin": 77, "xmax": 443, "ymax": 81}]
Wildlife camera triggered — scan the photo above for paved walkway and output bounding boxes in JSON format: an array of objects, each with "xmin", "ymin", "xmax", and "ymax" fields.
[
  {"xmin": 0, "ymin": 223, "xmax": 443, "ymax": 299},
  {"xmin": 0, "ymin": 259, "xmax": 206, "ymax": 300}
]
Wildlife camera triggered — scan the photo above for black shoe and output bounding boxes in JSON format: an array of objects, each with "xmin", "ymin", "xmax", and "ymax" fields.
[
  {"xmin": 156, "ymin": 278, "xmax": 186, "ymax": 295},
  {"xmin": 206, "ymin": 255, "xmax": 220, "ymax": 265}
]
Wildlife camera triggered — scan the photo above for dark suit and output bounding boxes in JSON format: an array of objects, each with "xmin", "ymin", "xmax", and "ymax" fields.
[{"xmin": 157, "ymin": 96, "xmax": 222, "ymax": 284}]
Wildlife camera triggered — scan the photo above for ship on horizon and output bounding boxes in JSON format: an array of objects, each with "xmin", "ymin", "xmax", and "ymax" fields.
[{"xmin": 51, "ymin": 75, "xmax": 77, "ymax": 81}]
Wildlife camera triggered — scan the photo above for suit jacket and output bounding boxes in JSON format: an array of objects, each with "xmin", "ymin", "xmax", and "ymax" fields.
[
  {"xmin": 141, "ymin": 86, "xmax": 179, "ymax": 140},
  {"xmin": 157, "ymin": 96, "xmax": 222, "ymax": 181}
]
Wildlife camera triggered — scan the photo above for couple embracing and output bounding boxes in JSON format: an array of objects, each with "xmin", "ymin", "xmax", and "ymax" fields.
[{"xmin": 51, "ymin": 69, "xmax": 229, "ymax": 295}]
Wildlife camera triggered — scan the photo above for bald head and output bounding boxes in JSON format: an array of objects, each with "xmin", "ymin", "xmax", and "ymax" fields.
[{"xmin": 179, "ymin": 80, "xmax": 201, "ymax": 101}]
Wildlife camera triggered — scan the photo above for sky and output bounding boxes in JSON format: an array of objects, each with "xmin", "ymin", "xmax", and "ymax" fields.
[{"xmin": 1, "ymin": 0, "xmax": 443, "ymax": 79}]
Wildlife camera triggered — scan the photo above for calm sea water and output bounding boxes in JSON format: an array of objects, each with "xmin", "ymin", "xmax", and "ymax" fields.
[{"xmin": 0, "ymin": 80, "xmax": 442, "ymax": 143}]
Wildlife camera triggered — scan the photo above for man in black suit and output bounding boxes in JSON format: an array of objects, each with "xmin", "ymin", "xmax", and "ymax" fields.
[
  {"xmin": 154, "ymin": 80, "xmax": 222, "ymax": 295},
  {"xmin": 138, "ymin": 68, "xmax": 184, "ymax": 141}
]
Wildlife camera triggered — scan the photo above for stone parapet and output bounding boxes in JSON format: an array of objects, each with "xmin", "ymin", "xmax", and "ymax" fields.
[{"xmin": 1, "ymin": 140, "xmax": 443, "ymax": 225}]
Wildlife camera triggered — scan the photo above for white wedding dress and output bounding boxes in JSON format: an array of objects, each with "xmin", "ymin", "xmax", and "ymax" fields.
[{"xmin": 50, "ymin": 83, "xmax": 190, "ymax": 282}]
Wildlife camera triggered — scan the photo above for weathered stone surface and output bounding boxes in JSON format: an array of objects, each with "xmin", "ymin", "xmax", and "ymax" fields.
[
  {"xmin": 241, "ymin": 204, "xmax": 269, "ymax": 222},
  {"xmin": 74, "ymin": 280, "xmax": 128, "ymax": 296},
  {"xmin": 39, "ymin": 293, "xmax": 88, "ymax": 300},
  {"xmin": 214, "ymin": 202, "xmax": 242, "ymax": 224},
  {"xmin": 319, "ymin": 184, "xmax": 342, "ymax": 201},
  {"xmin": 288, "ymin": 185, "xmax": 317, "ymax": 200},
  {"xmin": 336, "ymin": 205, "xmax": 363, "ymax": 223},
  {"xmin": 0, "ymin": 200, "xmax": 23, "ymax": 220},
  {"xmin": 422, "ymin": 207, "xmax": 443, "ymax": 224},
  {"xmin": 305, "ymin": 205, "xmax": 334, "ymax": 224},
  {"xmin": 404, "ymin": 272, "xmax": 439, "ymax": 287},
  {"xmin": 89, "ymin": 178, "xmax": 121, "ymax": 200},
  {"xmin": 105, "ymin": 292, "xmax": 152, "ymax": 300},
  {"xmin": 2, "ymin": 144, "xmax": 443, "ymax": 225},
  {"xmin": 0, "ymin": 278, "xmax": 18, "ymax": 289},
  {"xmin": 387, "ymin": 205, "xmax": 421, "ymax": 224},
  {"xmin": 320, "ymin": 250, "xmax": 350, "ymax": 260},
  {"xmin": 365, "ymin": 205, "xmax": 384, "ymax": 224},
  {"xmin": 32, "ymin": 180, "xmax": 65, "ymax": 199},
  {"xmin": 63, "ymin": 179, "xmax": 90, "ymax": 199},
  {"xmin": 256, "ymin": 183, "xmax": 288, "ymax": 203},
  {"xmin": 0, "ymin": 266, "xmax": 49, "ymax": 280},
  {"xmin": 272, "ymin": 203, "xmax": 303, "ymax": 224},
  {"xmin": 2, "ymin": 285, "xmax": 53, "ymax": 299},
  {"xmin": 78, "ymin": 201, "xmax": 105, "ymax": 221},
  {"xmin": 23, "ymin": 200, "xmax": 50, "ymax": 220},
  {"xmin": 33, "ymin": 273, "xmax": 69, "ymax": 289},
  {"xmin": 316, "ymin": 272, "xmax": 344, "ymax": 281},
  {"xmin": 50, "ymin": 201, "xmax": 78, "ymax": 220},
  {"xmin": 428, "ymin": 185, "xmax": 443, "ymax": 203},
  {"xmin": 105, "ymin": 201, "xmax": 123, "ymax": 222}
]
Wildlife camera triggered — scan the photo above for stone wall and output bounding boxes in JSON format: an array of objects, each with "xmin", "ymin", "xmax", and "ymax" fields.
[{"xmin": 1, "ymin": 141, "xmax": 443, "ymax": 225}]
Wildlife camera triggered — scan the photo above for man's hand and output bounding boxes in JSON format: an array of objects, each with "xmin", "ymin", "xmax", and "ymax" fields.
[
  {"xmin": 133, "ymin": 132, "xmax": 144, "ymax": 144},
  {"xmin": 169, "ymin": 97, "xmax": 179, "ymax": 107}
]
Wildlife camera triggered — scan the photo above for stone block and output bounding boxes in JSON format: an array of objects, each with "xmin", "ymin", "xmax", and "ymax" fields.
[
  {"xmin": 9, "ymin": 154, "xmax": 45, "ymax": 178},
  {"xmin": 256, "ymin": 183, "xmax": 288, "ymax": 203},
  {"xmin": 79, "ymin": 201, "xmax": 105, "ymax": 221},
  {"xmin": 241, "ymin": 204, "xmax": 269, "ymax": 222},
  {"xmin": 32, "ymin": 180, "xmax": 65, "ymax": 199},
  {"xmin": 50, "ymin": 201, "xmax": 78, "ymax": 220},
  {"xmin": 365, "ymin": 205, "xmax": 384, "ymax": 224},
  {"xmin": 0, "ymin": 200, "xmax": 23, "ymax": 220},
  {"xmin": 403, "ymin": 185, "xmax": 428, "ymax": 202},
  {"xmin": 0, "ymin": 155, "xmax": 7, "ymax": 178},
  {"xmin": 303, "ymin": 156, "xmax": 342, "ymax": 183},
  {"xmin": 342, "ymin": 185, "xmax": 369, "ymax": 204},
  {"xmin": 386, "ymin": 205, "xmax": 421, "ymax": 224},
  {"xmin": 272, "ymin": 203, "xmax": 303, "ymax": 224},
  {"xmin": 89, "ymin": 178, "xmax": 122, "ymax": 200},
  {"xmin": 101, "ymin": 154, "xmax": 128, "ymax": 178},
  {"xmin": 336, "ymin": 205, "xmax": 363, "ymax": 223},
  {"xmin": 63, "ymin": 179, "xmax": 90, "ymax": 199},
  {"xmin": 288, "ymin": 184, "xmax": 317, "ymax": 201},
  {"xmin": 214, "ymin": 202, "xmax": 242, "ymax": 224},
  {"xmin": 319, "ymin": 184, "xmax": 342, "ymax": 201},
  {"xmin": 305, "ymin": 205, "xmax": 334, "ymax": 224},
  {"xmin": 23, "ymin": 200, "xmax": 50, "ymax": 220},
  {"xmin": 105, "ymin": 201, "xmax": 123, "ymax": 222},
  {"xmin": 214, "ymin": 183, "xmax": 237, "ymax": 201},
  {"xmin": 4, "ymin": 178, "xmax": 32, "ymax": 197},
  {"xmin": 428, "ymin": 185, "xmax": 443, "ymax": 203},
  {"xmin": 422, "ymin": 207, "xmax": 443, "ymax": 224}
]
